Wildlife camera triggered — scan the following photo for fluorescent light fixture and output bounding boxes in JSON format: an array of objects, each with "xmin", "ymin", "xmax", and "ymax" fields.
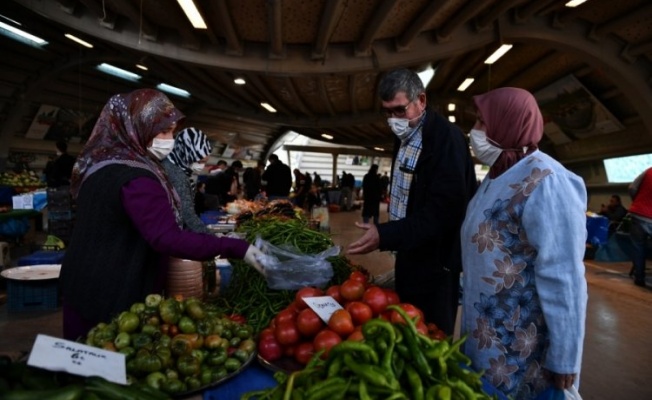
[
  {"xmin": 565, "ymin": 0, "xmax": 588, "ymax": 7},
  {"xmin": 417, "ymin": 64, "xmax": 435, "ymax": 88},
  {"xmin": 96, "ymin": 63, "xmax": 141, "ymax": 81},
  {"xmin": 447, "ymin": 103, "xmax": 456, "ymax": 112},
  {"xmin": 321, "ymin": 133, "xmax": 333, "ymax": 140},
  {"xmin": 484, "ymin": 44, "xmax": 513, "ymax": 64},
  {"xmin": 135, "ymin": 63, "xmax": 148, "ymax": 71},
  {"xmin": 157, "ymin": 83, "xmax": 191, "ymax": 98},
  {"xmin": 65, "ymin": 33, "xmax": 93, "ymax": 48},
  {"xmin": 374, "ymin": 147, "xmax": 385, "ymax": 151},
  {"xmin": 448, "ymin": 116, "xmax": 456, "ymax": 123},
  {"xmin": 0, "ymin": 20, "xmax": 47, "ymax": 46},
  {"xmin": 457, "ymin": 78, "xmax": 475, "ymax": 92},
  {"xmin": 177, "ymin": 0, "xmax": 207, "ymax": 29},
  {"xmin": 261, "ymin": 102, "xmax": 277, "ymax": 113},
  {"xmin": 234, "ymin": 78, "xmax": 246, "ymax": 85}
]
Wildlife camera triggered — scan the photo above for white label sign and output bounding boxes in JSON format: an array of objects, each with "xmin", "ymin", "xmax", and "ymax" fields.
[
  {"xmin": 303, "ymin": 296, "xmax": 343, "ymax": 323},
  {"xmin": 27, "ymin": 334, "xmax": 127, "ymax": 384}
]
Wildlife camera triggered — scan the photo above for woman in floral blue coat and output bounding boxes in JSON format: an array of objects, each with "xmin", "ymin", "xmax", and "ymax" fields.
[{"xmin": 460, "ymin": 87, "xmax": 588, "ymax": 399}]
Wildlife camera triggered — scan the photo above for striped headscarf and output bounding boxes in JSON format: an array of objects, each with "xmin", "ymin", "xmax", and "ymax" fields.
[
  {"xmin": 473, "ymin": 87, "xmax": 543, "ymax": 179},
  {"xmin": 70, "ymin": 88, "xmax": 185, "ymax": 222},
  {"xmin": 166, "ymin": 127, "xmax": 212, "ymax": 177}
]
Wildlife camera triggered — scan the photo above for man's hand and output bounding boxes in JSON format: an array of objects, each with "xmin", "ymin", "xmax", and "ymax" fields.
[
  {"xmin": 550, "ymin": 372, "xmax": 576, "ymax": 390},
  {"xmin": 244, "ymin": 245, "xmax": 265, "ymax": 275},
  {"xmin": 347, "ymin": 222, "xmax": 380, "ymax": 255}
]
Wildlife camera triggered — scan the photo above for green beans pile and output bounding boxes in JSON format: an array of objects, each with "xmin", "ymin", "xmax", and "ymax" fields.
[
  {"xmin": 243, "ymin": 305, "xmax": 498, "ymax": 400},
  {"xmin": 237, "ymin": 215, "xmax": 334, "ymax": 254}
]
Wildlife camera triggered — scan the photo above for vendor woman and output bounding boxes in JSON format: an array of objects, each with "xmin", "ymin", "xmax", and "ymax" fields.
[{"xmin": 60, "ymin": 89, "xmax": 264, "ymax": 341}]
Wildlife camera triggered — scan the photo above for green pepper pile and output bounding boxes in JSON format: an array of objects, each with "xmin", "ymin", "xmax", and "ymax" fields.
[
  {"xmin": 84, "ymin": 294, "xmax": 256, "ymax": 396},
  {"xmin": 244, "ymin": 305, "xmax": 498, "ymax": 400}
]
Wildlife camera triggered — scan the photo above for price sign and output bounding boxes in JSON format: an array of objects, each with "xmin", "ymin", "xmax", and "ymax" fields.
[
  {"xmin": 27, "ymin": 334, "xmax": 127, "ymax": 384},
  {"xmin": 303, "ymin": 296, "xmax": 343, "ymax": 323}
]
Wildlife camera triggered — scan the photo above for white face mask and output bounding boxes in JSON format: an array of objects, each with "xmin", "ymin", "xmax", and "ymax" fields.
[
  {"xmin": 190, "ymin": 162, "xmax": 205, "ymax": 172},
  {"xmin": 147, "ymin": 138, "xmax": 175, "ymax": 160},
  {"xmin": 469, "ymin": 129, "xmax": 502, "ymax": 167}
]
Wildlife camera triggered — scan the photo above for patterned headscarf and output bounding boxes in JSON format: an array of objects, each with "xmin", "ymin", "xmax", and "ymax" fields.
[
  {"xmin": 473, "ymin": 87, "xmax": 544, "ymax": 179},
  {"xmin": 70, "ymin": 89, "xmax": 185, "ymax": 221},
  {"xmin": 166, "ymin": 127, "xmax": 212, "ymax": 177}
]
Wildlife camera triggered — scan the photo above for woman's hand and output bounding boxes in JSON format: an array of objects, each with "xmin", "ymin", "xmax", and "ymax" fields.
[
  {"xmin": 550, "ymin": 372, "xmax": 576, "ymax": 390},
  {"xmin": 244, "ymin": 245, "xmax": 265, "ymax": 275}
]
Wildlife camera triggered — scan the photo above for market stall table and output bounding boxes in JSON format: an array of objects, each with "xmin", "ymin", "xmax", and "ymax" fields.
[{"xmin": 0, "ymin": 209, "xmax": 41, "ymax": 243}]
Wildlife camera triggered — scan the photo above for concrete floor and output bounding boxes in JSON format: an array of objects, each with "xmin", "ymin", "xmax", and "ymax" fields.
[{"xmin": 1, "ymin": 204, "xmax": 652, "ymax": 399}]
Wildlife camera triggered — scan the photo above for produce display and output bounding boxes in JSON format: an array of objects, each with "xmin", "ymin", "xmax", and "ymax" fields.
[
  {"xmin": 247, "ymin": 306, "xmax": 497, "ymax": 400},
  {"xmin": 83, "ymin": 294, "xmax": 257, "ymax": 396},
  {"xmin": 0, "ymin": 356, "xmax": 170, "ymax": 400},
  {"xmin": 0, "ymin": 171, "xmax": 43, "ymax": 190}
]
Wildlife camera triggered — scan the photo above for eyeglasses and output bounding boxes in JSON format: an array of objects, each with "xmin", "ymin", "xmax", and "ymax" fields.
[{"xmin": 382, "ymin": 102, "xmax": 413, "ymax": 117}]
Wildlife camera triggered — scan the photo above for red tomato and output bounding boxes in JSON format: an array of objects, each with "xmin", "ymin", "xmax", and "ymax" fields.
[
  {"xmin": 296, "ymin": 308, "xmax": 325, "ymax": 337},
  {"xmin": 275, "ymin": 320, "xmax": 300, "ymax": 346},
  {"xmin": 345, "ymin": 301, "xmax": 373, "ymax": 326},
  {"xmin": 283, "ymin": 343, "xmax": 296, "ymax": 358},
  {"xmin": 432, "ymin": 330, "xmax": 447, "ymax": 341},
  {"xmin": 347, "ymin": 327, "xmax": 365, "ymax": 342},
  {"xmin": 349, "ymin": 270, "xmax": 368, "ymax": 284},
  {"xmin": 295, "ymin": 287, "xmax": 325, "ymax": 309},
  {"xmin": 426, "ymin": 322, "xmax": 439, "ymax": 334},
  {"xmin": 313, "ymin": 329, "xmax": 342, "ymax": 358},
  {"xmin": 274, "ymin": 308, "xmax": 297, "ymax": 326},
  {"xmin": 383, "ymin": 289, "xmax": 400, "ymax": 306},
  {"xmin": 325, "ymin": 285, "xmax": 343, "ymax": 304},
  {"xmin": 362, "ymin": 286, "xmax": 389, "ymax": 315},
  {"xmin": 340, "ymin": 279, "xmax": 365, "ymax": 302},
  {"xmin": 259, "ymin": 327, "xmax": 276, "ymax": 342},
  {"xmin": 258, "ymin": 337, "xmax": 282, "ymax": 361},
  {"xmin": 228, "ymin": 314, "xmax": 247, "ymax": 324},
  {"xmin": 294, "ymin": 342, "xmax": 315, "ymax": 365},
  {"xmin": 327, "ymin": 309, "xmax": 355, "ymax": 337},
  {"xmin": 390, "ymin": 303, "xmax": 425, "ymax": 325},
  {"xmin": 416, "ymin": 321, "xmax": 428, "ymax": 335}
]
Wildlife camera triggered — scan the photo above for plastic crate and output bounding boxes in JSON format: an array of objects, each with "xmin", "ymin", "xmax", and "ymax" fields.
[
  {"xmin": 48, "ymin": 210, "xmax": 74, "ymax": 221},
  {"xmin": 200, "ymin": 210, "xmax": 227, "ymax": 225},
  {"xmin": 6, "ymin": 279, "xmax": 59, "ymax": 312},
  {"xmin": 17, "ymin": 250, "xmax": 65, "ymax": 266}
]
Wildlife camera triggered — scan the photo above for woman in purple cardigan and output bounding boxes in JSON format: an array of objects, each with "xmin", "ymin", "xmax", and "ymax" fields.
[{"xmin": 60, "ymin": 89, "xmax": 263, "ymax": 341}]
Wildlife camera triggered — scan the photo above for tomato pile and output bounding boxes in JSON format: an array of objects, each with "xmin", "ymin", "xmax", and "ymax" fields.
[
  {"xmin": 83, "ymin": 294, "xmax": 256, "ymax": 395},
  {"xmin": 257, "ymin": 272, "xmax": 447, "ymax": 366}
]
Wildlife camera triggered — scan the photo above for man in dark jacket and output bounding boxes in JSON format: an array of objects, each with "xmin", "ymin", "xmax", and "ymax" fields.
[
  {"xmin": 47, "ymin": 140, "xmax": 76, "ymax": 188},
  {"xmin": 347, "ymin": 68, "xmax": 477, "ymax": 335},
  {"xmin": 262, "ymin": 154, "xmax": 292, "ymax": 200}
]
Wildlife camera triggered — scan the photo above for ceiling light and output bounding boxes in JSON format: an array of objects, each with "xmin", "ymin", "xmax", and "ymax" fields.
[
  {"xmin": 457, "ymin": 78, "xmax": 474, "ymax": 92},
  {"xmin": 565, "ymin": 0, "xmax": 588, "ymax": 7},
  {"xmin": 135, "ymin": 63, "xmax": 148, "ymax": 71},
  {"xmin": 177, "ymin": 0, "xmax": 207, "ymax": 29},
  {"xmin": 96, "ymin": 63, "xmax": 141, "ymax": 81},
  {"xmin": 374, "ymin": 147, "xmax": 385, "ymax": 151},
  {"xmin": 417, "ymin": 64, "xmax": 436, "ymax": 89},
  {"xmin": 157, "ymin": 83, "xmax": 191, "ymax": 98},
  {"xmin": 234, "ymin": 78, "xmax": 246, "ymax": 85},
  {"xmin": 448, "ymin": 116, "xmax": 456, "ymax": 123},
  {"xmin": 0, "ymin": 20, "xmax": 47, "ymax": 46},
  {"xmin": 321, "ymin": 133, "xmax": 333, "ymax": 140},
  {"xmin": 484, "ymin": 44, "xmax": 513, "ymax": 64},
  {"xmin": 447, "ymin": 103, "xmax": 456, "ymax": 112},
  {"xmin": 261, "ymin": 102, "xmax": 277, "ymax": 113},
  {"xmin": 65, "ymin": 33, "xmax": 93, "ymax": 48}
]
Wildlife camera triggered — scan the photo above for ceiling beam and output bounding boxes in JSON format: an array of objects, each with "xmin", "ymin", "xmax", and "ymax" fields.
[
  {"xmin": 440, "ymin": 50, "xmax": 486, "ymax": 94},
  {"xmin": 591, "ymin": 4, "xmax": 652, "ymax": 40},
  {"xmin": 109, "ymin": 0, "xmax": 158, "ymax": 40},
  {"xmin": 285, "ymin": 77, "xmax": 314, "ymax": 117},
  {"xmin": 283, "ymin": 145, "xmax": 385, "ymax": 157},
  {"xmin": 78, "ymin": 0, "xmax": 116, "ymax": 29},
  {"xmin": 355, "ymin": 0, "xmax": 396, "ymax": 56},
  {"xmin": 396, "ymin": 0, "xmax": 447, "ymax": 50},
  {"xmin": 514, "ymin": 0, "xmax": 558, "ymax": 22},
  {"xmin": 245, "ymin": 74, "xmax": 293, "ymax": 115},
  {"xmin": 215, "ymin": 0, "xmax": 243, "ymax": 55},
  {"xmin": 268, "ymin": 0, "xmax": 284, "ymax": 58},
  {"xmin": 312, "ymin": 0, "xmax": 347, "ymax": 60},
  {"xmin": 349, "ymin": 74, "xmax": 358, "ymax": 114},
  {"xmin": 437, "ymin": 0, "xmax": 494, "ymax": 40},
  {"xmin": 318, "ymin": 77, "xmax": 337, "ymax": 117},
  {"xmin": 475, "ymin": 0, "xmax": 525, "ymax": 31}
]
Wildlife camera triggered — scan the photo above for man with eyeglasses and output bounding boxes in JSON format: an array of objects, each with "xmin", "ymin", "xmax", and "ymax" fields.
[{"xmin": 347, "ymin": 68, "xmax": 477, "ymax": 335}]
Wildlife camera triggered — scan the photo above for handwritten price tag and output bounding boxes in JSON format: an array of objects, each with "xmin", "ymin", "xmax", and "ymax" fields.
[
  {"xmin": 303, "ymin": 296, "xmax": 343, "ymax": 323},
  {"xmin": 27, "ymin": 334, "xmax": 127, "ymax": 384}
]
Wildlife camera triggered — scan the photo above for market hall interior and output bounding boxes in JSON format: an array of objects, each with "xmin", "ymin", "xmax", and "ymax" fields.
[{"xmin": 0, "ymin": 204, "xmax": 651, "ymax": 400}]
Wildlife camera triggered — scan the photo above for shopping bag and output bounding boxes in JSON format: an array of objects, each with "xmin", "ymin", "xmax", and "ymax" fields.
[
  {"xmin": 255, "ymin": 236, "xmax": 340, "ymax": 290},
  {"xmin": 564, "ymin": 386, "xmax": 582, "ymax": 400}
]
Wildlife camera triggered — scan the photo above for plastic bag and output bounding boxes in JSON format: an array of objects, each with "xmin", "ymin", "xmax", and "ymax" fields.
[
  {"xmin": 255, "ymin": 236, "xmax": 340, "ymax": 290},
  {"xmin": 564, "ymin": 386, "xmax": 582, "ymax": 400}
]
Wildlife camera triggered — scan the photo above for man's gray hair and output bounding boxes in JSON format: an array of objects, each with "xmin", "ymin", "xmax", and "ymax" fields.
[{"xmin": 378, "ymin": 68, "xmax": 425, "ymax": 102}]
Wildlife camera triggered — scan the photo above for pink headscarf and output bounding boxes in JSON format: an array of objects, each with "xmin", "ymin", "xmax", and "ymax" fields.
[
  {"xmin": 71, "ymin": 89, "xmax": 185, "ymax": 218},
  {"xmin": 473, "ymin": 87, "xmax": 543, "ymax": 179}
]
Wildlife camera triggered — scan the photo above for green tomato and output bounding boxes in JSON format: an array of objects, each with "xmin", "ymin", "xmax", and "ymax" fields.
[
  {"xmin": 178, "ymin": 316, "xmax": 197, "ymax": 334},
  {"xmin": 118, "ymin": 311, "xmax": 140, "ymax": 333},
  {"xmin": 224, "ymin": 357, "xmax": 242, "ymax": 372},
  {"xmin": 145, "ymin": 371, "xmax": 167, "ymax": 390},
  {"xmin": 114, "ymin": 332, "xmax": 131, "ymax": 350},
  {"xmin": 130, "ymin": 302, "xmax": 146, "ymax": 315}
]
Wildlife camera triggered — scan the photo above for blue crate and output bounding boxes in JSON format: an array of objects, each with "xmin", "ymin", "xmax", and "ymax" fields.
[
  {"xmin": 48, "ymin": 210, "xmax": 73, "ymax": 221},
  {"xmin": 17, "ymin": 250, "xmax": 65, "ymax": 266},
  {"xmin": 200, "ymin": 210, "xmax": 227, "ymax": 225},
  {"xmin": 7, "ymin": 279, "xmax": 59, "ymax": 312}
]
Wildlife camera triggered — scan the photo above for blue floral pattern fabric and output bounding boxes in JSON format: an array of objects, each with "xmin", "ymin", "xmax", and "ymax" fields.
[{"xmin": 461, "ymin": 151, "xmax": 588, "ymax": 400}]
